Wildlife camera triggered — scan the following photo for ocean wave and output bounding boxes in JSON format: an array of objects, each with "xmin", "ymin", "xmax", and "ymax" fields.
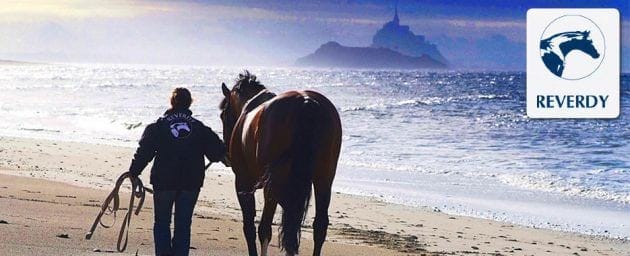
[
  {"xmin": 123, "ymin": 122, "xmax": 143, "ymax": 130},
  {"xmin": 18, "ymin": 127, "xmax": 61, "ymax": 133},
  {"xmin": 16, "ymin": 83, "xmax": 162, "ymax": 89},
  {"xmin": 497, "ymin": 171, "xmax": 630, "ymax": 204},
  {"xmin": 341, "ymin": 158, "xmax": 629, "ymax": 204},
  {"xmin": 342, "ymin": 94, "xmax": 511, "ymax": 112},
  {"xmin": 340, "ymin": 159, "xmax": 465, "ymax": 176}
]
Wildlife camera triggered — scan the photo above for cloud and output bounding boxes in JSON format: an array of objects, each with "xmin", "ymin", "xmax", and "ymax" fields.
[{"xmin": 0, "ymin": 0, "xmax": 172, "ymax": 22}]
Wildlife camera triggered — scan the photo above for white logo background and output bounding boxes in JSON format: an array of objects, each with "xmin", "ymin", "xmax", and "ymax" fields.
[{"xmin": 527, "ymin": 9, "xmax": 620, "ymax": 118}]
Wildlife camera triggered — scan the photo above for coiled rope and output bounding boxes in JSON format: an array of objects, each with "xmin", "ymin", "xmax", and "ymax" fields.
[{"xmin": 85, "ymin": 172, "xmax": 153, "ymax": 252}]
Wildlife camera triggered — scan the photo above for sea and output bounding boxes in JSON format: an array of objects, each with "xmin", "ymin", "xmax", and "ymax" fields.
[{"xmin": 0, "ymin": 63, "xmax": 628, "ymax": 239}]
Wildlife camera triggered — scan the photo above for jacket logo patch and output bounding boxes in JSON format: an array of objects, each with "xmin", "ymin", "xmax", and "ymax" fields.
[{"xmin": 170, "ymin": 121, "xmax": 192, "ymax": 139}]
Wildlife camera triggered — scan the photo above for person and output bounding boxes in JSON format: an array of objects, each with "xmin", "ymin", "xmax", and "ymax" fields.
[{"xmin": 128, "ymin": 87, "xmax": 226, "ymax": 256}]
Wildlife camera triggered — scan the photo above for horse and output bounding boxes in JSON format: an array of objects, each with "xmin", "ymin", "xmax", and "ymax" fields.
[
  {"xmin": 219, "ymin": 71, "xmax": 342, "ymax": 256},
  {"xmin": 539, "ymin": 30, "xmax": 600, "ymax": 77}
]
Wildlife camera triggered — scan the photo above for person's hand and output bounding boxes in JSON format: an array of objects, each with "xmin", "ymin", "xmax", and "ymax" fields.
[{"xmin": 222, "ymin": 156, "xmax": 231, "ymax": 167}]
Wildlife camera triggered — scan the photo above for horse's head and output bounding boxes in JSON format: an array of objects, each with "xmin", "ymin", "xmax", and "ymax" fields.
[
  {"xmin": 219, "ymin": 70, "xmax": 266, "ymax": 148},
  {"xmin": 553, "ymin": 30, "xmax": 600, "ymax": 59},
  {"xmin": 574, "ymin": 31, "xmax": 600, "ymax": 59}
]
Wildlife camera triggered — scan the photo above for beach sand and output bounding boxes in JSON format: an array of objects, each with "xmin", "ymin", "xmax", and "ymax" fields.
[{"xmin": 0, "ymin": 136, "xmax": 628, "ymax": 255}]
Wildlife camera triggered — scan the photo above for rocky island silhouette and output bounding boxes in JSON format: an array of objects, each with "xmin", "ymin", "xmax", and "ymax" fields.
[{"xmin": 296, "ymin": 6, "xmax": 447, "ymax": 69}]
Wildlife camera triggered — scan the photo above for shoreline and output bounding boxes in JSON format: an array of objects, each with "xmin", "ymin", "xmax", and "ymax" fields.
[
  {"xmin": 3, "ymin": 133, "xmax": 628, "ymax": 239},
  {"xmin": 0, "ymin": 135, "xmax": 629, "ymax": 255}
]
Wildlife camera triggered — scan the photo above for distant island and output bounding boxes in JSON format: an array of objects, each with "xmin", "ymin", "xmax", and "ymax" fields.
[
  {"xmin": 296, "ymin": 6, "xmax": 447, "ymax": 69},
  {"xmin": 296, "ymin": 41, "xmax": 445, "ymax": 69}
]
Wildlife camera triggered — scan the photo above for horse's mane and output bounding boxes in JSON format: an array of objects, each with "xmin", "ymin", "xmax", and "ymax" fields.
[
  {"xmin": 235, "ymin": 70, "xmax": 266, "ymax": 92},
  {"xmin": 243, "ymin": 90, "xmax": 276, "ymax": 113},
  {"xmin": 544, "ymin": 31, "xmax": 589, "ymax": 42},
  {"xmin": 540, "ymin": 31, "xmax": 590, "ymax": 51},
  {"xmin": 219, "ymin": 70, "xmax": 267, "ymax": 110}
]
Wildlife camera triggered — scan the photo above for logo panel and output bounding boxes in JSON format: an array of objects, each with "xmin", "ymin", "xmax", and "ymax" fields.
[{"xmin": 527, "ymin": 9, "xmax": 619, "ymax": 118}]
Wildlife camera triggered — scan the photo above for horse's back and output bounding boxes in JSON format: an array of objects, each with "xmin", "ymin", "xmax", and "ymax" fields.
[
  {"xmin": 268, "ymin": 90, "xmax": 340, "ymax": 125},
  {"xmin": 255, "ymin": 90, "xmax": 341, "ymax": 181},
  {"xmin": 263, "ymin": 90, "xmax": 341, "ymax": 140}
]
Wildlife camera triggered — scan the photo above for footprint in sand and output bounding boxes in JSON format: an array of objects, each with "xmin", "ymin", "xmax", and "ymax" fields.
[{"xmin": 55, "ymin": 195, "xmax": 77, "ymax": 198}]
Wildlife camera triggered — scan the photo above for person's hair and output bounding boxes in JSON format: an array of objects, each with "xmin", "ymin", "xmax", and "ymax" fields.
[{"xmin": 170, "ymin": 87, "xmax": 193, "ymax": 110}]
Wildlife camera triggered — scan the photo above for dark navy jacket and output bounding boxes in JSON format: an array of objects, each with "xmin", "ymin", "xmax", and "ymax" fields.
[{"xmin": 129, "ymin": 109, "xmax": 226, "ymax": 191}]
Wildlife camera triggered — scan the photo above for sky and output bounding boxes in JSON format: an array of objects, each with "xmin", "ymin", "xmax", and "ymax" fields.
[{"xmin": 0, "ymin": 0, "xmax": 628, "ymax": 70}]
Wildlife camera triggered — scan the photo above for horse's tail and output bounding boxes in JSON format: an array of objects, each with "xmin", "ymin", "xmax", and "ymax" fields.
[{"xmin": 277, "ymin": 96, "xmax": 322, "ymax": 254}]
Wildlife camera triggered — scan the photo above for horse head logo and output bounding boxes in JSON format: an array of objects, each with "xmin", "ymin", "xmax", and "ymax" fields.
[
  {"xmin": 539, "ymin": 15, "xmax": 605, "ymax": 80},
  {"xmin": 170, "ymin": 122, "xmax": 191, "ymax": 139}
]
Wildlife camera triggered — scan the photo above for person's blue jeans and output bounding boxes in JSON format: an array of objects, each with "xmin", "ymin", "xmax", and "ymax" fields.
[{"xmin": 153, "ymin": 190, "xmax": 199, "ymax": 256}]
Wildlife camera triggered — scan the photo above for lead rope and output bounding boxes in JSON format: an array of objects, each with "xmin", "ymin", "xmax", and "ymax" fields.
[
  {"xmin": 85, "ymin": 163, "xmax": 213, "ymax": 252},
  {"xmin": 85, "ymin": 172, "xmax": 153, "ymax": 252}
]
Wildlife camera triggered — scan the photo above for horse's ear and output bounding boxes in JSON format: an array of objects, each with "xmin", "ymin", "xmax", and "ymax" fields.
[{"xmin": 222, "ymin": 83, "xmax": 230, "ymax": 97}]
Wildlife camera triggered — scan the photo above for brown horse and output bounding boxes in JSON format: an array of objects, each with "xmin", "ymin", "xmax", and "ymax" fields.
[{"xmin": 219, "ymin": 71, "xmax": 342, "ymax": 256}]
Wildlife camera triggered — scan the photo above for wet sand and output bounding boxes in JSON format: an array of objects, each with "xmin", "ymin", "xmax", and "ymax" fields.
[{"xmin": 0, "ymin": 136, "xmax": 628, "ymax": 255}]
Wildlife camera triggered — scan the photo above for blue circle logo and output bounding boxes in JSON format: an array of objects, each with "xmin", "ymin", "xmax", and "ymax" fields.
[{"xmin": 539, "ymin": 15, "xmax": 605, "ymax": 80}]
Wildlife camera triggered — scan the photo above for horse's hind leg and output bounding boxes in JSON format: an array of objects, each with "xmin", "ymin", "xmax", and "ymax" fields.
[
  {"xmin": 258, "ymin": 186, "xmax": 277, "ymax": 256},
  {"xmin": 236, "ymin": 177, "xmax": 258, "ymax": 256},
  {"xmin": 312, "ymin": 182, "xmax": 332, "ymax": 256}
]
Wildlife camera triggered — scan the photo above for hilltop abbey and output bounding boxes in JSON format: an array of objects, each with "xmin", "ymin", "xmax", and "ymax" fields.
[
  {"xmin": 371, "ymin": 6, "xmax": 448, "ymax": 65},
  {"xmin": 296, "ymin": 5, "xmax": 448, "ymax": 69}
]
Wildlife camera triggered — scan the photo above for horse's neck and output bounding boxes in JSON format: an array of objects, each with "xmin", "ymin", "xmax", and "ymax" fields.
[
  {"xmin": 548, "ymin": 32, "xmax": 583, "ymax": 48},
  {"xmin": 243, "ymin": 89, "xmax": 276, "ymax": 114},
  {"xmin": 545, "ymin": 35, "xmax": 575, "ymax": 60},
  {"xmin": 552, "ymin": 35, "xmax": 573, "ymax": 45}
]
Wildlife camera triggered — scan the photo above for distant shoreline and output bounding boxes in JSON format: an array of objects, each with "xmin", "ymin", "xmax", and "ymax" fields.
[{"xmin": 0, "ymin": 59, "xmax": 44, "ymax": 65}]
